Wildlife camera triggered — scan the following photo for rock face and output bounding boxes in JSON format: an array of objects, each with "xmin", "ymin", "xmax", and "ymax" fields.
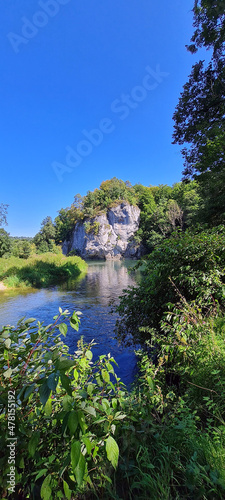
[{"xmin": 62, "ymin": 203, "xmax": 142, "ymax": 260}]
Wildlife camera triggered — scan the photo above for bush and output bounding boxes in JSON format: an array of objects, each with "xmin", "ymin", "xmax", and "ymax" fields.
[
  {"xmin": 0, "ymin": 310, "xmax": 126, "ymax": 499},
  {"xmin": 116, "ymin": 226, "xmax": 225, "ymax": 344}
]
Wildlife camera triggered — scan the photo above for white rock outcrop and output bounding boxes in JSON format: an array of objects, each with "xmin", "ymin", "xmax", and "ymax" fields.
[{"xmin": 62, "ymin": 203, "xmax": 141, "ymax": 260}]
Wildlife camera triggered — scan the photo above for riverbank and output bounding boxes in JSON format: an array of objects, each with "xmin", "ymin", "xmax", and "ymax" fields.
[{"xmin": 0, "ymin": 253, "xmax": 87, "ymax": 290}]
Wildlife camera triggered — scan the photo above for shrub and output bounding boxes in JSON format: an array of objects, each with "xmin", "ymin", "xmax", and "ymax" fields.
[
  {"xmin": 0, "ymin": 310, "xmax": 127, "ymax": 499},
  {"xmin": 116, "ymin": 226, "xmax": 225, "ymax": 344}
]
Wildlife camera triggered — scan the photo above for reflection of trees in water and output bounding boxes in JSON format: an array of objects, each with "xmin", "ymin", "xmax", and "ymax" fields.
[{"xmin": 85, "ymin": 261, "xmax": 137, "ymax": 305}]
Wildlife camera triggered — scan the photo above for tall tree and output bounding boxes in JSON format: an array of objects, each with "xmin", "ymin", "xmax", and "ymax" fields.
[
  {"xmin": 173, "ymin": 1, "xmax": 225, "ymax": 223},
  {"xmin": 33, "ymin": 216, "xmax": 56, "ymax": 253}
]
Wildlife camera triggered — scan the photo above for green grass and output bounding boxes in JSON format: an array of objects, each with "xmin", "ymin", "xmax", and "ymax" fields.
[{"xmin": 0, "ymin": 253, "xmax": 87, "ymax": 289}]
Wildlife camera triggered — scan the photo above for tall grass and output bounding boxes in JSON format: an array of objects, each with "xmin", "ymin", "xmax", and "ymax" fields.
[{"xmin": 0, "ymin": 253, "xmax": 87, "ymax": 289}]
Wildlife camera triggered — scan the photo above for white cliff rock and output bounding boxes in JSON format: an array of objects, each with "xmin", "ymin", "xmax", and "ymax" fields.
[{"xmin": 62, "ymin": 202, "xmax": 142, "ymax": 259}]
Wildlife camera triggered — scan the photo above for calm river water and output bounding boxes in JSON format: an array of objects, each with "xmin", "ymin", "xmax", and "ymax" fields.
[{"xmin": 0, "ymin": 260, "xmax": 139, "ymax": 386}]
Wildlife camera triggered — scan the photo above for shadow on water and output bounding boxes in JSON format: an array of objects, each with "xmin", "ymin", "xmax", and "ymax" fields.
[{"xmin": 0, "ymin": 260, "xmax": 139, "ymax": 386}]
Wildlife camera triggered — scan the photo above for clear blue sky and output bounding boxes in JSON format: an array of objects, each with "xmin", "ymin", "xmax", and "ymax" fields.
[{"xmin": 0, "ymin": 0, "xmax": 208, "ymax": 237}]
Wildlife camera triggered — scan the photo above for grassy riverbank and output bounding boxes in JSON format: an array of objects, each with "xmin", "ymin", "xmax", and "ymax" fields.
[{"xmin": 0, "ymin": 253, "xmax": 87, "ymax": 289}]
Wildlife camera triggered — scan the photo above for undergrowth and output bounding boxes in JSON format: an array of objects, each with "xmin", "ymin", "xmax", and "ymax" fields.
[
  {"xmin": 0, "ymin": 301, "xmax": 225, "ymax": 499},
  {"xmin": 0, "ymin": 253, "xmax": 87, "ymax": 289}
]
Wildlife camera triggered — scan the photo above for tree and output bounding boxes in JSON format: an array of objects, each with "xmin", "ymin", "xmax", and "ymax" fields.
[
  {"xmin": 187, "ymin": 0, "xmax": 225, "ymax": 58},
  {"xmin": 33, "ymin": 217, "xmax": 56, "ymax": 253},
  {"xmin": 0, "ymin": 229, "xmax": 11, "ymax": 257},
  {"xmin": 173, "ymin": 1, "xmax": 225, "ymax": 224}
]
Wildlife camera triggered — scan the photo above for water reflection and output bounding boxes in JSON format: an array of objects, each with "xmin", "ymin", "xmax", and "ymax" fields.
[{"xmin": 0, "ymin": 260, "xmax": 138, "ymax": 385}]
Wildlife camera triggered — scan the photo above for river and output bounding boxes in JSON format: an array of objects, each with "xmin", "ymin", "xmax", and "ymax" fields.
[{"xmin": 0, "ymin": 260, "xmax": 139, "ymax": 386}]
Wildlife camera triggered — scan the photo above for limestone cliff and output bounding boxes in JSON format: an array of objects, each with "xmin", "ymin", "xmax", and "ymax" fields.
[{"xmin": 62, "ymin": 203, "xmax": 142, "ymax": 260}]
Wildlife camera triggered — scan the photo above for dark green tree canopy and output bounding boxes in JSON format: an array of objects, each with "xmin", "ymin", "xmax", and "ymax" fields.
[
  {"xmin": 0, "ymin": 228, "xmax": 11, "ymax": 257},
  {"xmin": 173, "ymin": 0, "xmax": 225, "ymax": 223},
  {"xmin": 187, "ymin": 0, "xmax": 225, "ymax": 58}
]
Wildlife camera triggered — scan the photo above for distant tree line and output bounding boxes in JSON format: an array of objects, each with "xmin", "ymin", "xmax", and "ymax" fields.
[{"xmin": 0, "ymin": 167, "xmax": 223, "ymax": 259}]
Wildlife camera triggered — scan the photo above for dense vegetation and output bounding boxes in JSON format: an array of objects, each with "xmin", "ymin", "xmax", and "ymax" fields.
[
  {"xmin": 0, "ymin": 178, "xmax": 200, "ymax": 257},
  {"xmin": 0, "ymin": 254, "xmax": 87, "ymax": 289},
  {"xmin": 116, "ymin": 225, "xmax": 225, "ymax": 344},
  {"xmin": 37, "ymin": 177, "xmax": 200, "ymax": 254},
  {"xmin": 1, "ymin": 304, "xmax": 225, "ymax": 499}
]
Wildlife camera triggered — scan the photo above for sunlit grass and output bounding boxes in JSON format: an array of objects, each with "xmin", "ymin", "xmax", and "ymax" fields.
[{"xmin": 0, "ymin": 253, "xmax": 87, "ymax": 289}]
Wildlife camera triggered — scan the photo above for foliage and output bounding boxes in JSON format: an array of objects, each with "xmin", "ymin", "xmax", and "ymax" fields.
[
  {"xmin": 0, "ymin": 253, "xmax": 87, "ymax": 289},
  {"xmin": 84, "ymin": 221, "xmax": 100, "ymax": 236},
  {"xmin": 173, "ymin": 0, "xmax": 225, "ymax": 224},
  {"xmin": 29, "ymin": 178, "xmax": 199, "ymax": 254},
  {"xmin": 0, "ymin": 310, "xmax": 126, "ymax": 499},
  {"xmin": 116, "ymin": 226, "xmax": 225, "ymax": 344},
  {"xmin": 133, "ymin": 182, "xmax": 199, "ymax": 251},
  {"xmin": 0, "ymin": 229, "xmax": 11, "ymax": 258},
  {"xmin": 187, "ymin": 0, "xmax": 225, "ymax": 58},
  {"xmin": 83, "ymin": 178, "xmax": 138, "ymax": 216},
  {"xmin": 1, "ymin": 304, "xmax": 225, "ymax": 499},
  {"xmin": 33, "ymin": 217, "xmax": 56, "ymax": 253},
  {"xmin": 54, "ymin": 208, "xmax": 81, "ymax": 245},
  {"xmin": 11, "ymin": 239, "xmax": 34, "ymax": 259},
  {"xmin": 119, "ymin": 302, "xmax": 225, "ymax": 500}
]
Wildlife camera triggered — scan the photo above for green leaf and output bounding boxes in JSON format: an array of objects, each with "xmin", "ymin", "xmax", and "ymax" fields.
[
  {"xmin": 60, "ymin": 373, "xmax": 72, "ymax": 396},
  {"xmin": 82, "ymin": 436, "xmax": 93, "ymax": 454},
  {"xmin": 24, "ymin": 384, "xmax": 35, "ymax": 400},
  {"xmin": 101, "ymin": 369, "xmax": 110, "ymax": 383},
  {"xmin": 35, "ymin": 468, "xmax": 48, "ymax": 481},
  {"xmin": 96, "ymin": 375, "xmax": 103, "ymax": 387},
  {"xmin": 40, "ymin": 475, "xmax": 52, "ymax": 500},
  {"xmin": 70, "ymin": 320, "xmax": 79, "ymax": 331},
  {"xmin": 3, "ymin": 367, "xmax": 12, "ymax": 379},
  {"xmin": 28, "ymin": 431, "xmax": 40, "ymax": 457},
  {"xmin": 47, "ymin": 372, "xmax": 59, "ymax": 391},
  {"xmin": 63, "ymin": 480, "xmax": 71, "ymax": 500},
  {"xmin": 75, "ymin": 453, "xmax": 86, "ymax": 487},
  {"xmin": 78, "ymin": 410, "xmax": 87, "ymax": 433},
  {"xmin": 59, "ymin": 323, "xmax": 68, "ymax": 337},
  {"xmin": 44, "ymin": 398, "xmax": 52, "ymax": 416},
  {"xmin": 114, "ymin": 412, "xmax": 127, "ymax": 420},
  {"xmin": 105, "ymin": 436, "xmax": 119, "ymax": 469},
  {"xmin": 85, "ymin": 350, "xmax": 93, "ymax": 360},
  {"xmin": 63, "ymin": 394, "xmax": 72, "ymax": 411},
  {"xmin": 18, "ymin": 457, "xmax": 25, "ymax": 469},
  {"xmin": 4, "ymin": 338, "xmax": 11, "ymax": 349},
  {"xmin": 84, "ymin": 406, "xmax": 96, "ymax": 417},
  {"xmin": 39, "ymin": 382, "xmax": 51, "ymax": 406},
  {"xmin": 71, "ymin": 441, "xmax": 81, "ymax": 471},
  {"xmin": 57, "ymin": 358, "xmax": 75, "ymax": 371},
  {"xmin": 68, "ymin": 411, "xmax": 79, "ymax": 435}
]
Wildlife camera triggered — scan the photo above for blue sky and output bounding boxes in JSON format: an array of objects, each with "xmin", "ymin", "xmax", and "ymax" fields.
[{"xmin": 0, "ymin": 0, "xmax": 208, "ymax": 237}]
